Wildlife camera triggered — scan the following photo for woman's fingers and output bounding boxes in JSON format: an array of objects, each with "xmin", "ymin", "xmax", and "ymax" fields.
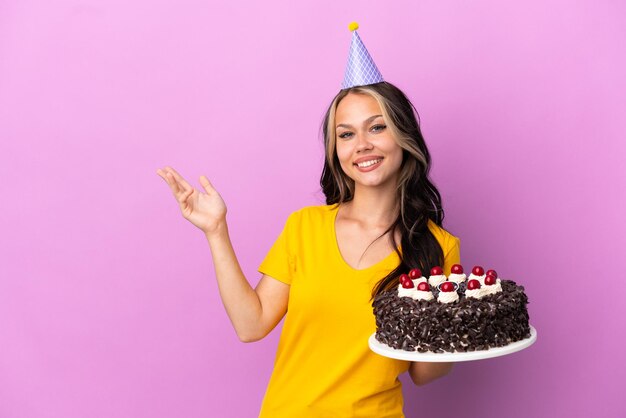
[
  {"xmin": 157, "ymin": 168, "xmax": 216, "ymax": 208},
  {"xmin": 157, "ymin": 167, "xmax": 190, "ymax": 196},
  {"xmin": 164, "ymin": 166, "xmax": 194, "ymax": 192},
  {"xmin": 157, "ymin": 166, "xmax": 227, "ymax": 231},
  {"xmin": 199, "ymin": 175, "xmax": 217, "ymax": 195},
  {"xmin": 176, "ymin": 186, "xmax": 193, "ymax": 203},
  {"xmin": 160, "ymin": 170, "xmax": 183, "ymax": 195}
]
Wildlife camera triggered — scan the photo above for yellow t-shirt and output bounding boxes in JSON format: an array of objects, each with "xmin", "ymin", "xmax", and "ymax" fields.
[{"xmin": 258, "ymin": 205, "xmax": 461, "ymax": 418}]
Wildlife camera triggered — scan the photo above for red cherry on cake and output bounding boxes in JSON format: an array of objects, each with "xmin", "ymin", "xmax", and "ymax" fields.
[
  {"xmin": 472, "ymin": 266, "xmax": 485, "ymax": 276},
  {"xmin": 430, "ymin": 266, "xmax": 443, "ymax": 276},
  {"xmin": 467, "ymin": 279, "xmax": 481, "ymax": 290},
  {"xmin": 417, "ymin": 282, "xmax": 430, "ymax": 291},
  {"xmin": 401, "ymin": 279, "xmax": 415, "ymax": 289},
  {"xmin": 399, "ymin": 274, "xmax": 410, "ymax": 285},
  {"xmin": 484, "ymin": 275, "xmax": 497, "ymax": 286},
  {"xmin": 451, "ymin": 264, "xmax": 464, "ymax": 274},
  {"xmin": 486, "ymin": 269, "xmax": 498, "ymax": 279},
  {"xmin": 408, "ymin": 268, "xmax": 422, "ymax": 279},
  {"xmin": 440, "ymin": 281, "xmax": 455, "ymax": 292}
]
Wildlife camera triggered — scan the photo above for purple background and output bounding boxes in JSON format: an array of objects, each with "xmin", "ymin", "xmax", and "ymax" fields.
[{"xmin": 1, "ymin": 1, "xmax": 624, "ymax": 417}]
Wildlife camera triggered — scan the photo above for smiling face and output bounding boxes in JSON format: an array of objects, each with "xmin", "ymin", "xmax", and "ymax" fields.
[{"xmin": 334, "ymin": 93, "xmax": 404, "ymax": 191}]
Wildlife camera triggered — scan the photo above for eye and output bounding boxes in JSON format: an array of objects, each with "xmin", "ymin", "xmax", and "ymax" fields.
[
  {"xmin": 371, "ymin": 124, "xmax": 387, "ymax": 132},
  {"xmin": 338, "ymin": 131, "xmax": 354, "ymax": 139}
]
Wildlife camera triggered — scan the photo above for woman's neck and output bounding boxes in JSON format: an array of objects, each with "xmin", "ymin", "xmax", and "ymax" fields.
[{"xmin": 341, "ymin": 183, "xmax": 398, "ymax": 227}]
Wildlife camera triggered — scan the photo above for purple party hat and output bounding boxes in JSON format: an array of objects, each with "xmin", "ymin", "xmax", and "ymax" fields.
[{"xmin": 342, "ymin": 22, "xmax": 384, "ymax": 89}]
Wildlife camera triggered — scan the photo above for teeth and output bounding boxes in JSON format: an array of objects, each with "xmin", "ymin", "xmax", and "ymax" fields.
[{"xmin": 356, "ymin": 159, "xmax": 382, "ymax": 168}]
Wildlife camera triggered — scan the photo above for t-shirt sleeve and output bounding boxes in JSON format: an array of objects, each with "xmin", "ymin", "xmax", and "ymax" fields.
[
  {"xmin": 442, "ymin": 235, "xmax": 461, "ymax": 275},
  {"xmin": 258, "ymin": 211, "xmax": 299, "ymax": 285}
]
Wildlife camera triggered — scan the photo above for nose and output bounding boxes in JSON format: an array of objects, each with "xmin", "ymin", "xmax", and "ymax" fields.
[{"xmin": 355, "ymin": 132, "xmax": 373, "ymax": 153}]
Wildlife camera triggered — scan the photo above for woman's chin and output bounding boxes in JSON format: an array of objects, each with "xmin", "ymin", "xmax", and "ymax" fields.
[{"xmin": 353, "ymin": 176, "xmax": 394, "ymax": 189}]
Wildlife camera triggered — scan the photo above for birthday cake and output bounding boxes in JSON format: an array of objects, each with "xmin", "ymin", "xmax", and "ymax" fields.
[{"xmin": 372, "ymin": 265, "xmax": 531, "ymax": 353}]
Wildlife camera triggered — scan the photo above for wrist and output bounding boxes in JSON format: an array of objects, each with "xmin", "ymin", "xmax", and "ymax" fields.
[{"xmin": 204, "ymin": 219, "xmax": 228, "ymax": 241}]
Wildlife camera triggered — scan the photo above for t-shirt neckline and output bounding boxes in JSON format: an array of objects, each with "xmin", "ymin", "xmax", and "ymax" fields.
[{"xmin": 330, "ymin": 204, "xmax": 399, "ymax": 272}]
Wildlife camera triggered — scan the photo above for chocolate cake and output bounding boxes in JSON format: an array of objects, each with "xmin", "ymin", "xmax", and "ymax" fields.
[{"xmin": 372, "ymin": 265, "xmax": 531, "ymax": 353}]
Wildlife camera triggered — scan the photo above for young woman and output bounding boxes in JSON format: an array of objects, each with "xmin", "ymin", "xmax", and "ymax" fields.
[{"xmin": 156, "ymin": 81, "xmax": 460, "ymax": 417}]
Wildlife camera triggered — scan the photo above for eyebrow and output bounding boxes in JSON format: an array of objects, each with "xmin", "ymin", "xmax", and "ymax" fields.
[{"xmin": 336, "ymin": 114, "xmax": 384, "ymax": 129}]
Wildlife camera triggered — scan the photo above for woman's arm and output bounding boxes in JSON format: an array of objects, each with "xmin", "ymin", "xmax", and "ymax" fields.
[
  {"xmin": 205, "ymin": 223, "xmax": 289, "ymax": 342},
  {"xmin": 157, "ymin": 166, "xmax": 289, "ymax": 342},
  {"xmin": 408, "ymin": 362, "xmax": 454, "ymax": 386}
]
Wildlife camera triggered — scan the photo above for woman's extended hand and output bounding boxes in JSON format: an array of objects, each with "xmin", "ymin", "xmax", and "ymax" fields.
[{"xmin": 156, "ymin": 166, "xmax": 227, "ymax": 235}]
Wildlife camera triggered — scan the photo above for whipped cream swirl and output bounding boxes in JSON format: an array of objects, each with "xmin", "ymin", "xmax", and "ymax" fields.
[
  {"xmin": 448, "ymin": 273, "xmax": 467, "ymax": 284},
  {"xmin": 465, "ymin": 278, "xmax": 502, "ymax": 299},
  {"xmin": 414, "ymin": 290, "xmax": 434, "ymax": 301},
  {"xmin": 428, "ymin": 274, "xmax": 447, "ymax": 287},
  {"xmin": 483, "ymin": 278, "xmax": 503, "ymax": 296},
  {"xmin": 465, "ymin": 287, "xmax": 487, "ymax": 299},
  {"xmin": 437, "ymin": 290, "xmax": 459, "ymax": 304},
  {"xmin": 397, "ymin": 284, "xmax": 416, "ymax": 298},
  {"xmin": 397, "ymin": 284, "xmax": 434, "ymax": 301},
  {"xmin": 468, "ymin": 273, "xmax": 486, "ymax": 285},
  {"xmin": 412, "ymin": 276, "xmax": 428, "ymax": 287}
]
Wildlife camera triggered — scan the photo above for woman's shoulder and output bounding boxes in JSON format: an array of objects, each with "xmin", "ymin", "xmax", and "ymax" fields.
[
  {"xmin": 284, "ymin": 204, "xmax": 338, "ymax": 226},
  {"xmin": 289, "ymin": 204, "xmax": 338, "ymax": 218},
  {"xmin": 427, "ymin": 219, "xmax": 460, "ymax": 251}
]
